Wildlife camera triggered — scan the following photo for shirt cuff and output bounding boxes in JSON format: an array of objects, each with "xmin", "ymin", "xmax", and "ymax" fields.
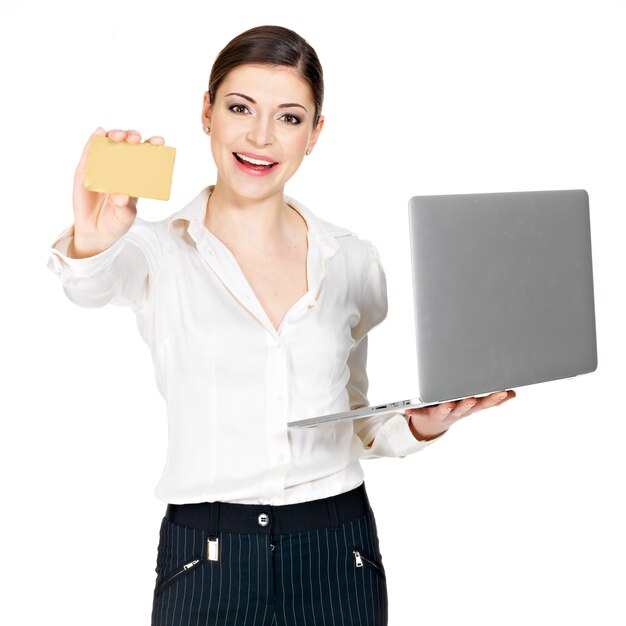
[
  {"xmin": 46, "ymin": 224, "xmax": 128, "ymax": 279},
  {"xmin": 362, "ymin": 411, "xmax": 444, "ymax": 458}
]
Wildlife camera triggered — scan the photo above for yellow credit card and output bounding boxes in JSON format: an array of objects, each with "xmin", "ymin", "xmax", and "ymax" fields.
[{"xmin": 84, "ymin": 135, "xmax": 176, "ymax": 201}]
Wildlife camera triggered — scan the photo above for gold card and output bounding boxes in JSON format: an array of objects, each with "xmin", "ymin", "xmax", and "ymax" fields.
[{"xmin": 84, "ymin": 135, "xmax": 176, "ymax": 201}]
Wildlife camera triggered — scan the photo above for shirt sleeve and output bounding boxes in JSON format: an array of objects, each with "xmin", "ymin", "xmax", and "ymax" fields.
[
  {"xmin": 45, "ymin": 218, "xmax": 160, "ymax": 314},
  {"xmin": 349, "ymin": 240, "xmax": 443, "ymax": 459}
]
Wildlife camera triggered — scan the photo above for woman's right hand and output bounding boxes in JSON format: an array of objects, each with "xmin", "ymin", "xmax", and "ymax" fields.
[{"xmin": 70, "ymin": 127, "xmax": 165, "ymax": 258}]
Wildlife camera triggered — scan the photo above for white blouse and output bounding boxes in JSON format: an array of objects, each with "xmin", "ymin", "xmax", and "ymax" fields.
[{"xmin": 46, "ymin": 185, "xmax": 436, "ymax": 506}]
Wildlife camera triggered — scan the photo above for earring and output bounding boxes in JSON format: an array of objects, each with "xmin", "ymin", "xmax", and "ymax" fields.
[
  {"xmin": 203, "ymin": 126, "xmax": 210, "ymax": 134},
  {"xmin": 305, "ymin": 149, "xmax": 311, "ymax": 155}
]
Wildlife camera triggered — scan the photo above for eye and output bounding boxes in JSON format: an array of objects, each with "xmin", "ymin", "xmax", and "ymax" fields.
[
  {"xmin": 228, "ymin": 104, "xmax": 250, "ymax": 115},
  {"xmin": 280, "ymin": 113, "xmax": 302, "ymax": 126}
]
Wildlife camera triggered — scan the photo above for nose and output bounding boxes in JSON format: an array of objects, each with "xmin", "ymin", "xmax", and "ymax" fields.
[{"xmin": 246, "ymin": 114, "xmax": 273, "ymax": 146}]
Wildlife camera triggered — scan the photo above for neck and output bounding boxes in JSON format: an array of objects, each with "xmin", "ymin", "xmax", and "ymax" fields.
[{"xmin": 204, "ymin": 179, "xmax": 305, "ymax": 250}]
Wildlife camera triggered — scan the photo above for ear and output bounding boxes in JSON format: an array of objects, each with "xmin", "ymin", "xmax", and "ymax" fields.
[
  {"xmin": 201, "ymin": 91, "xmax": 212, "ymax": 129},
  {"xmin": 307, "ymin": 115, "xmax": 325, "ymax": 152}
]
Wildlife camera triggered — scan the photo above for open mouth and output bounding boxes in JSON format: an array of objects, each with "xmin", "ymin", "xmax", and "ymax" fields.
[{"xmin": 233, "ymin": 152, "xmax": 279, "ymax": 171}]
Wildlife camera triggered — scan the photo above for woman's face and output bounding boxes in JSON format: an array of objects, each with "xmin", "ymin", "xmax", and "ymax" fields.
[{"xmin": 201, "ymin": 63, "xmax": 324, "ymax": 202}]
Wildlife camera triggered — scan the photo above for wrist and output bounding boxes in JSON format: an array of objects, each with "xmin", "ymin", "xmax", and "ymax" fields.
[
  {"xmin": 406, "ymin": 414, "xmax": 448, "ymax": 442},
  {"xmin": 69, "ymin": 234, "xmax": 116, "ymax": 259}
]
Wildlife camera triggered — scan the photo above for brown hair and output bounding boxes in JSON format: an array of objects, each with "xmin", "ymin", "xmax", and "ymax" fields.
[{"xmin": 208, "ymin": 25, "xmax": 324, "ymax": 128}]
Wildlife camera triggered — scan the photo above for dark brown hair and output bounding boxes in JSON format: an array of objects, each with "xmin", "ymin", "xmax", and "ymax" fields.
[{"xmin": 208, "ymin": 25, "xmax": 324, "ymax": 128}]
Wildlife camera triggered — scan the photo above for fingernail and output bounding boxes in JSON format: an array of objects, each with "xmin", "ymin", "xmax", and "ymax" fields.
[{"xmin": 497, "ymin": 392, "xmax": 508, "ymax": 401}]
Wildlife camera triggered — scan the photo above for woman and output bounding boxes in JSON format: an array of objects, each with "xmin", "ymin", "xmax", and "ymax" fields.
[{"xmin": 47, "ymin": 25, "xmax": 514, "ymax": 626}]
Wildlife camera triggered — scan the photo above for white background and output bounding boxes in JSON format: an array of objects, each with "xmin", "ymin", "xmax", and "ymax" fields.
[{"xmin": 1, "ymin": 0, "xmax": 624, "ymax": 624}]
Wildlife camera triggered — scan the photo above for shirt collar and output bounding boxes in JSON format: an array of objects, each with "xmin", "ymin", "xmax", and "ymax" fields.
[{"xmin": 167, "ymin": 185, "xmax": 353, "ymax": 259}]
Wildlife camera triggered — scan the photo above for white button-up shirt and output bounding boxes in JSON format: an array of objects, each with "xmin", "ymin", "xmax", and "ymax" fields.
[{"xmin": 47, "ymin": 185, "xmax": 435, "ymax": 505}]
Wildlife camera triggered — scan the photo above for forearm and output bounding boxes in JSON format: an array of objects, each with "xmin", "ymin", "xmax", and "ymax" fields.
[{"xmin": 67, "ymin": 232, "xmax": 116, "ymax": 259}]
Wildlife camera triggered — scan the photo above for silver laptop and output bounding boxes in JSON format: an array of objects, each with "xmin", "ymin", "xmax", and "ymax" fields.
[{"xmin": 288, "ymin": 189, "xmax": 598, "ymax": 429}]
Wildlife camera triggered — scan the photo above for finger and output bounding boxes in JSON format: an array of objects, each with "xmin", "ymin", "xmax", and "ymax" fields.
[
  {"xmin": 465, "ymin": 390, "xmax": 513, "ymax": 417},
  {"xmin": 107, "ymin": 129, "xmax": 126, "ymax": 141},
  {"xmin": 437, "ymin": 402, "xmax": 456, "ymax": 417},
  {"xmin": 144, "ymin": 135, "xmax": 165, "ymax": 145},
  {"xmin": 449, "ymin": 398, "xmax": 477, "ymax": 419},
  {"xmin": 494, "ymin": 390, "xmax": 516, "ymax": 406},
  {"xmin": 109, "ymin": 193, "xmax": 130, "ymax": 207},
  {"xmin": 124, "ymin": 129, "xmax": 142, "ymax": 143},
  {"xmin": 487, "ymin": 390, "xmax": 511, "ymax": 406}
]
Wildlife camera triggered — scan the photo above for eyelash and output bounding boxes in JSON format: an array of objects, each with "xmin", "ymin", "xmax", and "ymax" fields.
[{"xmin": 228, "ymin": 104, "xmax": 302, "ymax": 126}]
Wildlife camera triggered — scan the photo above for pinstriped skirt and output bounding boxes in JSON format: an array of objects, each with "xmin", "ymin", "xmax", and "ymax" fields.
[{"xmin": 150, "ymin": 489, "xmax": 388, "ymax": 625}]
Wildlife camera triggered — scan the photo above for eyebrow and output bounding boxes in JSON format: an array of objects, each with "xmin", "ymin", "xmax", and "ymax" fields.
[{"xmin": 224, "ymin": 92, "xmax": 308, "ymax": 113}]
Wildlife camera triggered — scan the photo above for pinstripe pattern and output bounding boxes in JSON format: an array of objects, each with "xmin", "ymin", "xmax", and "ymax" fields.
[{"xmin": 151, "ymin": 508, "xmax": 387, "ymax": 625}]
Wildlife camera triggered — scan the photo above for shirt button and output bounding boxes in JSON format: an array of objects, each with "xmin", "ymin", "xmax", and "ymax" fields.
[
  {"xmin": 258, "ymin": 513, "xmax": 270, "ymax": 527},
  {"xmin": 275, "ymin": 395, "xmax": 284, "ymax": 403},
  {"xmin": 269, "ymin": 497, "xmax": 283, "ymax": 506},
  {"xmin": 275, "ymin": 454, "xmax": 285, "ymax": 464}
]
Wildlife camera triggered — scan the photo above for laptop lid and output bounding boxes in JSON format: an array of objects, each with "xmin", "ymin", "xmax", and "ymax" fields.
[{"xmin": 409, "ymin": 189, "xmax": 598, "ymax": 404}]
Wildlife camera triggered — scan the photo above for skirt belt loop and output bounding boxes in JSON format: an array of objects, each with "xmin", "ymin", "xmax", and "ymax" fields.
[
  {"xmin": 206, "ymin": 502, "xmax": 220, "ymax": 561},
  {"xmin": 327, "ymin": 494, "xmax": 339, "ymax": 531}
]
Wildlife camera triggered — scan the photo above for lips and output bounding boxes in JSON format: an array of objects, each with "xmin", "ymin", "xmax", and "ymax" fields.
[
  {"xmin": 232, "ymin": 152, "xmax": 279, "ymax": 177},
  {"xmin": 234, "ymin": 152, "xmax": 278, "ymax": 166}
]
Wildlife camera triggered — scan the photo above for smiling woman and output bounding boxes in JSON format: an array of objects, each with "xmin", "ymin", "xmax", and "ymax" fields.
[{"xmin": 46, "ymin": 23, "xmax": 512, "ymax": 626}]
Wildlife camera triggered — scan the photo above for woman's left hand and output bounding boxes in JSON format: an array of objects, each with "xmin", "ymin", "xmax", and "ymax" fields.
[{"xmin": 404, "ymin": 390, "xmax": 516, "ymax": 441}]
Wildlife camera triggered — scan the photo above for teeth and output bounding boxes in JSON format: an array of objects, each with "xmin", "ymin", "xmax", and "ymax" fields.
[{"xmin": 236, "ymin": 153, "xmax": 275, "ymax": 166}]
